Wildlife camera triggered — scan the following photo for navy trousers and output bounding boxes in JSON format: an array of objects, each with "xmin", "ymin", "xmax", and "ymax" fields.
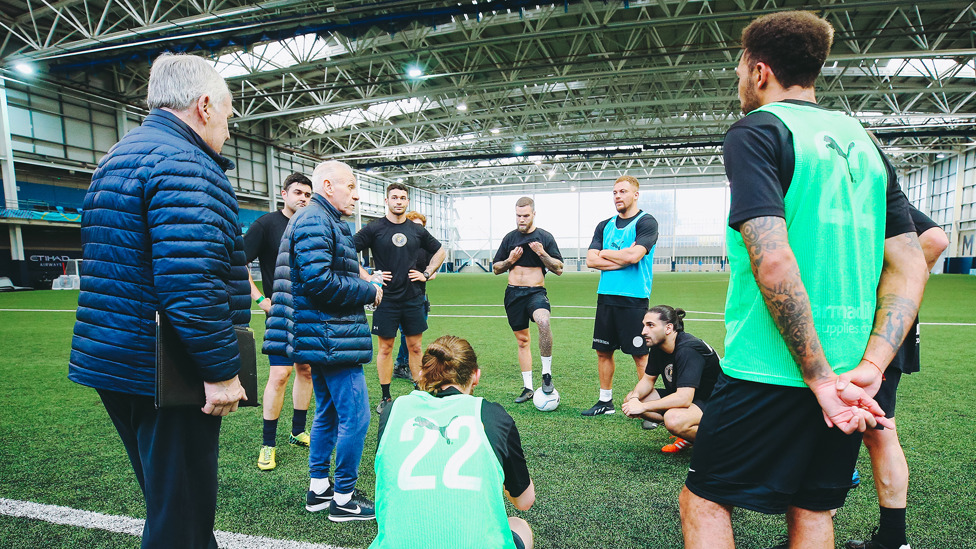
[{"xmin": 97, "ymin": 389, "xmax": 221, "ymax": 549}]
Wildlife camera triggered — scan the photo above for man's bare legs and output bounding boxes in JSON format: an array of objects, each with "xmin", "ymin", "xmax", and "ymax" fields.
[
  {"xmin": 662, "ymin": 404, "xmax": 703, "ymax": 442},
  {"xmin": 533, "ymin": 309, "xmax": 553, "ymax": 358},
  {"xmin": 263, "ymin": 364, "xmax": 312, "ymax": 425},
  {"xmin": 680, "ymin": 487, "xmax": 734, "ymax": 549},
  {"xmin": 680, "ymin": 487, "xmax": 834, "ymax": 549},
  {"xmin": 376, "ymin": 337, "xmax": 396, "ymax": 384},
  {"xmin": 514, "ymin": 328, "xmax": 533, "ymax": 376},
  {"xmin": 786, "ymin": 506, "xmax": 834, "ymax": 549},
  {"xmin": 405, "ymin": 333, "xmax": 424, "ymax": 381},
  {"xmin": 864, "ymin": 422, "xmax": 908, "ymax": 508}
]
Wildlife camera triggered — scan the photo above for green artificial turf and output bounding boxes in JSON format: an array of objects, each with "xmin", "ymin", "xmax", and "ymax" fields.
[{"xmin": 1, "ymin": 272, "xmax": 974, "ymax": 547}]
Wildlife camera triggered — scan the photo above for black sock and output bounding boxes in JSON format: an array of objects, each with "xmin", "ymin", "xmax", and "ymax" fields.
[
  {"xmin": 381, "ymin": 383, "xmax": 392, "ymax": 399},
  {"xmin": 292, "ymin": 409, "xmax": 308, "ymax": 435},
  {"xmin": 262, "ymin": 419, "xmax": 278, "ymax": 447},
  {"xmin": 877, "ymin": 506, "xmax": 907, "ymax": 547}
]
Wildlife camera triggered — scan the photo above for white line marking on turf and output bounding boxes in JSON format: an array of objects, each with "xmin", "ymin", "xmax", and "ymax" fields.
[
  {"xmin": 1, "ymin": 309, "xmax": 973, "ymax": 327},
  {"xmin": 0, "ymin": 498, "xmax": 350, "ymax": 549}
]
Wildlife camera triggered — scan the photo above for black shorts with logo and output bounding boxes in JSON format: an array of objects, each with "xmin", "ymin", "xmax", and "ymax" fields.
[
  {"xmin": 591, "ymin": 302, "xmax": 649, "ymax": 355},
  {"xmin": 685, "ymin": 374, "xmax": 862, "ymax": 514},
  {"xmin": 504, "ymin": 286, "xmax": 551, "ymax": 332},
  {"xmin": 372, "ymin": 294, "xmax": 428, "ymax": 338}
]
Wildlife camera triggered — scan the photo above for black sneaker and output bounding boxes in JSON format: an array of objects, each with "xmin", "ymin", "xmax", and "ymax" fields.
[
  {"xmin": 328, "ymin": 489, "xmax": 375, "ymax": 522},
  {"xmin": 846, "ymin": 529, "xmax": 910, "ymax": 549},
  {"xmin": 375, "ymin": 397, "xmax": 392, "ymax": 415},
  {"xmin": 541, "ymin": 373, "xmax": 554, "ymax": 394},
  {"xmin": 515, "ymin": 388, "xmax": 534, "ymax": 403},
  {"xmin": 392, "ymin": 363, "xmax": 412, "ymax": 380},
  {"xmin": 305, "ymin": 484, "xmax": 334, "ymax": 512},
  {"xmin": 581, "ymin": 399, "xmax": 615, "ymax": 416}
]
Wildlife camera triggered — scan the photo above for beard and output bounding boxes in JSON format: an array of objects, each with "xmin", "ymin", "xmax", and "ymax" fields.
[{"xmin": 739, "ymin": 84, "xmax": 760, "ymax": 114}]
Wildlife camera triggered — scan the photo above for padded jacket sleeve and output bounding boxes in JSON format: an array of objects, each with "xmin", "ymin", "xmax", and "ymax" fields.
[
  {"xmin": 292, "ymin": 215, "xmax": 377, "ymax": 310},
  {"xmin": 146, "ymin": 152, "xmax": 241, "ymax": 382}
]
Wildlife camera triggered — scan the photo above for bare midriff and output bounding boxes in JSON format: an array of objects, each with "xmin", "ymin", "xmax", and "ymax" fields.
[{"xmin": 507, "ymin": 265, "xmax": 546, "ymax": 287}]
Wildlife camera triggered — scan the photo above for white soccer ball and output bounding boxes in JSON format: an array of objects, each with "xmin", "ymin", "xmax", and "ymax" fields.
[{"xmin": 533, "ymin": 388, "xmax": 560, "ymax": 412}]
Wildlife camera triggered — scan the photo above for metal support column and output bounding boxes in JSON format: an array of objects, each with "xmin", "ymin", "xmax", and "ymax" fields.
[
  {"xmin": 265, "ymin": 121, "xmax": 278, "ymax": 212},
  {"xmin": 0, "ymin": 78, "xmax": 20, "ymax": 210},
  {"xmin": 0, "ymin": 79, "xmax": 26, "ymax": 271}
]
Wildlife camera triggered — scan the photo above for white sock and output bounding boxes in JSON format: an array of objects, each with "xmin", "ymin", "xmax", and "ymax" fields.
[
  {"xmin": 334, "ymin": 491, "xmax": 352, "ymax": 505},
  {"xmin": 521, "ymin": 371, "xmax": 533, "ymax": 390},
  {"xmin": 310, "ymin": 477, "xmax": 331, "ymax": 494},
  {"xmin": 599, "ymin": 388, "xmax": 613, "ymax": 402},
  {"xmin": 541, "ymin": 356, "xmax": 552, "ymax": 375}
]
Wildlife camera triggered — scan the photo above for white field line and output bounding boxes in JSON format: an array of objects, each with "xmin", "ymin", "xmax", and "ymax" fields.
[
  {"xmin": 0, "ymin": 498, "xmax": 350, "ymax": 549},
  {"xmin": 0, "ymin": 309, "xmax": 973, "ymax": 327}
]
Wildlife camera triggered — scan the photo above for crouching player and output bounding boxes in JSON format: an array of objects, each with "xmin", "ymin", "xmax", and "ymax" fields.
[
  {"xmin": 371, "ymin": 335, "xmax": 536, "ymax": 549},
  {"xmin": 621, "ymin": 306, "xmax": 721, "ymax": 454}
]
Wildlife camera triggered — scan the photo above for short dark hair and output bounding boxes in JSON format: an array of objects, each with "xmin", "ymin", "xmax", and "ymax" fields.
[
  {"xmin": 741, "ymin": 11, "xmax": 833, "ymax": 89},
  {"xmin": 282, "ymin": 172, "xmax": 312, "ymax": 191},
  {"xmin": 386, "ymin": 183, "xmax": 408, "ymax": 196},
  {"xmin": 647, "ymin": 305, "xmax": 686, "ymax": 332},
  {"xmin": 515, "ymin": 197, "xmax": 534, "ymax": 210}
]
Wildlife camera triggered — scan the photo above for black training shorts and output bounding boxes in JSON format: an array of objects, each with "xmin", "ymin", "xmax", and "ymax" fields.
[
  {"xmin": 685, "ymin": 374, "xmax": 862, "ymax": 514},
  {"xmin": 871, "ymin": 367, "xmax": 903, "ymax": 429},
  {"xmin": 592, "ymin": 302, "xmax": 649, "ymax": 355},
  {"xmin": 504, "ymin": 286, "xmax": 551, "ymax": 331},
  {"xmin": 372, "ymin": 294, "xmax": 428, "ymax": 338}
]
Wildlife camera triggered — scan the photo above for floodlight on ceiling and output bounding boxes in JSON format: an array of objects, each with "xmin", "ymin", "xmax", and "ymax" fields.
[
  {"xmin": 396, "ymin": 178, "xmax": 404, "ymax": 183},
  {"xmin": 407, "ymin": 66, "xmax": 424, "ymax": 79},
  {"xmin": 490, "ymin": 128, "xmax": 501, "ymax": 134},
  {"xmin": 513, "ymin": 144, "xmax": 524, "ymax": 154},
  {"xmin": 936, "ymin": 153, "xmax": 946, "ymax": 159},
  {"xmin": 457, "ymin": 102, "xmax": 468, "ymax": 112},
  {"xmin": 13, "ymin": 62, "xmax": 35, "ymax": 75}
]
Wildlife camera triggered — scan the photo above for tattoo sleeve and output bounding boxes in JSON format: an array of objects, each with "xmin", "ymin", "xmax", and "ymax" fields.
[
  {"xmin": 862, "ymin": 232, "xmax": 926, "ymax": 367},
  {"xmin": 540, "ymin": 254, "xmax": 563, "ymax": 273},
  {"xmin": 740, "ymin": 216, "xmax": 832, "ymax": 383}
]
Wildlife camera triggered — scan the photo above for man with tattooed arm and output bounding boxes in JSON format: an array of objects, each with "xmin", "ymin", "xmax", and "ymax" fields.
[{"xmin": 679, "ymin": 11, "xmax": 928, "ymax": 549}]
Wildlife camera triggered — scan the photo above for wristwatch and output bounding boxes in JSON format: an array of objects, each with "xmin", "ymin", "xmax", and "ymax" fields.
[{"xmin": 423, "ymin": 271, "xmax": 431, "ymax": 280}]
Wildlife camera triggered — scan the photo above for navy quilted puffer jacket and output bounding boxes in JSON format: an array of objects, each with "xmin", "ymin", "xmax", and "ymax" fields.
[
  {"xmin": 69, "ymin": 109, "xmax": 251, "ymax": 396},
  {"xmin": 263, "ymin": 193, "xmax": 375, "ymax": 368}
]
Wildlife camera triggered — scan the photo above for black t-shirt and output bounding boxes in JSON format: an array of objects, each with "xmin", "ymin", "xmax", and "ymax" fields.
[
  {"xmin": 724, "ymin": 100, "xmax": 914, "ymax": 237},
  {"xmin": 354, "ymin": 217, "xmax": 442, "ymax": 302},
  {"xmin": 645, "ymin": 331, "xmax": 722, "ymax": 402},
  {"xmin": 377, "ymin": 388, "xmax": 532, "ymax": 497},
  {"xmin": 887, "ymin": 206, "xmax": 939, "ymax": 374},
  {"xmin": 589, "ymin": 211, "xmax": 659, "ymax": 308},
  {"xmin": 243, "ymin": 210, "xmax": 290, "ymax": 299},
  {"xmin": 492, "ymin": 227, "xmax": 563, "ymax": 273}
]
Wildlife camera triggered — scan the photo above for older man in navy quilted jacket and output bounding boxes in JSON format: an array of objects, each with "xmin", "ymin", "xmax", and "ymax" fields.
[
  {"xmin": 263, "ymin": 160, "xmax": 383, "ymax": 521},
  {"xmin": 69, "ymin": 53, "xmax": 249, "ymax": 549}
]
